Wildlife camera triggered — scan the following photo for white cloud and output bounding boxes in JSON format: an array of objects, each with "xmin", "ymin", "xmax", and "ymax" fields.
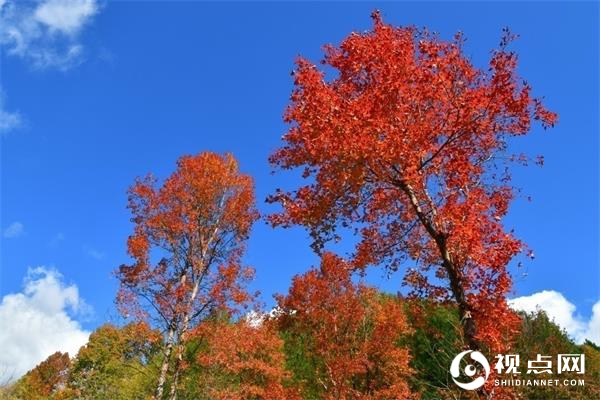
[
  {"xmin": 3, "ymin": 221, "xmax": 24, "ymax": 238},
  {"xmin": 586, "ymin": 301, "xmax": 600, "ymax": 344},
  {"xmin": 34, "ymin": 0, "xmax": 97, "ymax": 35},
  {"xmin": 0, "ymin": 0, "xmax": 100, "ymax": 70},
  {"xmin": 0, "ymin": 267, "xmax": 90, "ymax": 382},
  {"xmin": 0, "ymin": 89, "xmax": 22, "ymax": 135},
  {"xmin": 245, "ymin": 310, "xmax": 266, "ymax": 328},
  {"xmin": 509, "ymin": 290, "xmax": 600, "ymax": 345},
  {"xmin": 244, "ymin": 307, "xmax": 287, "ymax": 328}
]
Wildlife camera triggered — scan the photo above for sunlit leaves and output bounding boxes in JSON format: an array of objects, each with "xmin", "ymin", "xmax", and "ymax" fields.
[
  {"xmin": 115, "ymin": 152, "xmax": 259, "ymax": 399},
  {"xmin": 269, "ymin": 11, "xmax": 557, "ymax": 360},
  {"xmin": 277, "ymin": 253, "xmax": 415, "ymax": 399}
]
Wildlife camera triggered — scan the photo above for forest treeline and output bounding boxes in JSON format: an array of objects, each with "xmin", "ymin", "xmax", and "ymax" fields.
[
  {"xmin": 2, "ymin": 297, "xmax": 599, "ymax": 399},
  {"xmin": 3, "ymin": 11, "xmax": 595, "ymax": 400}
]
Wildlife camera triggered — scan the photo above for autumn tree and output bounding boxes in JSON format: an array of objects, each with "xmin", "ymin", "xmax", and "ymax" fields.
[
  {"xmin": 12, "ymin": 352, "xmax": 70, "ymax": 400},
  {"xmin": 68, "ymin": 323, "xmax": 161, "ymax": 399},
  {"xmin": 193, "ymin": 318, "xmax": 298, "ymax": 400},
  {"xmin": 116, "ymin": 152, "xmax": 259, "ymax": 400},
  {"xmin": 269, "ymin": 11, "xmax": 557, "ymax": 356},
  {"xmin": 277, "ymin": 253, "xmax": 414, "ymax": 399}
]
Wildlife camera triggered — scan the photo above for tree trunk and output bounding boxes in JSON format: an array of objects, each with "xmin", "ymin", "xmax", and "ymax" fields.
[
  {"xmin": 168, "ymin": 278, "xmax": 201, "ymax": 400},
  {"xmin": 168, "ymin": 360, "xmax": 180, "ymax": 400},
  {"xmin": 155, "ymin": 324, "xmax": 175, "ymax": 400},
  {"xmin": 398, "ymin": 181, "xmax": 479, "ymax": 350},
  {"xmin": 443, "ymin": 258, "xmax": 478, "ymax": 350}
]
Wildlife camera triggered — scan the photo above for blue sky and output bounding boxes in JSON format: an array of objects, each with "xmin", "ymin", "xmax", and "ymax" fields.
[{"xmin": 0, "ymin": 1, "xmax": 598, "ymax": 376}]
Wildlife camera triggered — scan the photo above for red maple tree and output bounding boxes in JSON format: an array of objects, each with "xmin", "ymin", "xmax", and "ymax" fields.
[
  {"xmin": 116, "ymin": 152, "xmax": 258, "ymax": 399},
  {"xmin": 195, "ymin": 319, "xmax": 299, "ymax": 400},
  {"xmin": 269, "ymin": 11, "xmax": 557, "ymax": 357},
  {"xmin": 14, "ymin": 352, "xmax": 71, "ymax": 399},
  {"xmin": 277, "ymin": 253, "xmax": 414, "ymax": 399}
]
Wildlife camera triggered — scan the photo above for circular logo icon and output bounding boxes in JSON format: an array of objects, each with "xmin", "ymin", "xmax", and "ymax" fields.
[{"xmin": 450, "ymin": 350, "xmax": 490, "ymax": 390}]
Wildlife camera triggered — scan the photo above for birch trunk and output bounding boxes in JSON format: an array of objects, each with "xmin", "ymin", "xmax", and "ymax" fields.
[
  {"xmin": 168, "ymin": 278, "xmax": 201, "ymax": 400},
  {"xmin": 155, "ymin": 324, "xmax": 175, "ymax": 399}
]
